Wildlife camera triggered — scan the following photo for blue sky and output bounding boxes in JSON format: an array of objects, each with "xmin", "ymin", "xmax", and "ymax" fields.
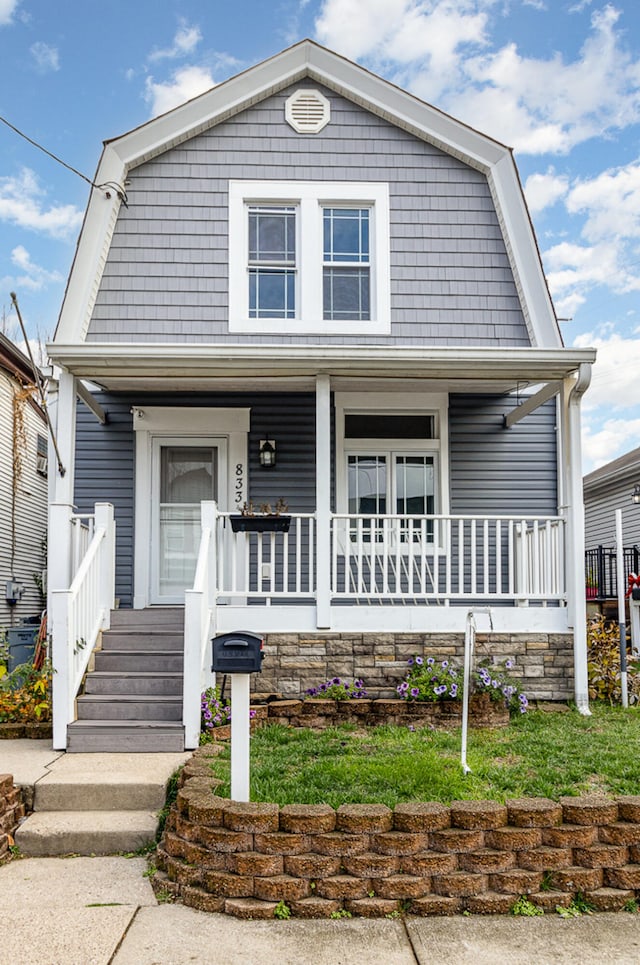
[{"xmin": 1, "ymin": 0, "xmax": 640, "ymax": 473}]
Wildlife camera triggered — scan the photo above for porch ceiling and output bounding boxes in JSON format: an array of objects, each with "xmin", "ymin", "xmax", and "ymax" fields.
[{"xmin": 48, "ymin": 343, "xmax": 596, "ymax": 394}]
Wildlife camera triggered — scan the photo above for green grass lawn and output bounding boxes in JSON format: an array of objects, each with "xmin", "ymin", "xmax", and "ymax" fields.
[{"xmin": 204, "ymin": 705, "xmax": 640, "ymax": 807}]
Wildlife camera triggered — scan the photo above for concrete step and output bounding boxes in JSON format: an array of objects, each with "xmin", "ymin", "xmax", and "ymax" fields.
[
  {"xmin": 15, "ymin": 810, "xmax": 160, "ymax": 856},
  {"xmin": 94, "ymin": 650, "xmax": 183, "ymax": 673},
  {"xmin": 77, "ymin": 694, "xmax": 182, "ymax": 721},
  {"xmin": 66, "ymin": 721, "xmax": 185, "ymax": 753},
  {"xmin": 109, "ymin": 608, "xmax": 184, "ymax": 629},
  {"xmin": 84, "ymin": 672, "xmax": 183, "ymax": 696},
  {"xmin": 100, "ymin": 630, "xmax": 184, "ymax": 651}
]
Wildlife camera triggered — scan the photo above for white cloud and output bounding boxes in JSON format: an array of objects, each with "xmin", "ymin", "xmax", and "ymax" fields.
[
  {"xmin": 148, "ymin": 21, "xmax": 202, "ymax": 62},
  {"xmin": 314, "ymin": 1, "xmax": 640, "ymax": 155},
  {"xmin": 566, "ymin": 162, "xmax": 640, "ymax": 244},
  {"xmin": 30, "ymin": 41, "xmax": 59, "ymax": 72},
  {"xmin": 0, "ymin": 168, "xmax": 83, "ymax": 239},
  {"xmin": 582, "ymin": 417, "xmax": 640, "ymax": 472},
  {"xmin": 0, "ymin": 0, "xmax": 19, "ymax": 26},
  {"xmin": 144, "ymin": 65, "xmax": 215, "ymax": 116},
  {"xmin": 524, "ymin": 169, "xmax": 569, "ymax": 214},
  {"xmin": 10, "ymin": 245, "xmax": 62, "ymax": 290},
  {"xmin": 574, "ymin": 331, "xmax": 640, "ymax": 414}
]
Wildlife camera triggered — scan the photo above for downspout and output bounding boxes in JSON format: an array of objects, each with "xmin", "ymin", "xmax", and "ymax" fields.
[{"xmin": 564, "ymin": 362, "xmax": 592, "ymax": 715}]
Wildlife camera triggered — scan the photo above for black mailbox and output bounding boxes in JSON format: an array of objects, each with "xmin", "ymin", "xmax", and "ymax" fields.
[
  {"xmin": 633, "ymin": 588, "xmax": 640, "ymax": 601},
  {"xmin": 212, "ymin": 631, "xmax": 264, "ymax": 674}
]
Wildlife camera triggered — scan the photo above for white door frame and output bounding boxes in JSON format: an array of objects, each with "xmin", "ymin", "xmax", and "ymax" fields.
[{"xmin": 133, "ymin": 406, "xmax": 250, "ymax": 609}]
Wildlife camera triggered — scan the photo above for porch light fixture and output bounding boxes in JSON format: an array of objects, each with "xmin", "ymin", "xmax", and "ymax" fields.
[
  {"xmin": 259, "ymin": 438, "xmax": 276, "ymax": 468},
  {"xmin": 632, "ymin": 485, "xmax": 640, "ymax": 505}
]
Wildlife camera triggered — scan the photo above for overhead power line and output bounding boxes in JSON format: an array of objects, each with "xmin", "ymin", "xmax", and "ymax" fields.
[{"xmin": 0, "ymin": 114, "xmax": 128, "ymax": 205}]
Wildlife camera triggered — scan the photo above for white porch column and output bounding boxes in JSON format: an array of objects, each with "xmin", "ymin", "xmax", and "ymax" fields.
[
  {"xmin": 561, "ymin": 363, "xmax": 592, "ymax": 714},
  {"xmin": 316, "ymin": 374, "xmax": 331, "ymax": 628},
  {"xmin": 48, "ymin": 368, "xmax": 77, "ymax": 750}
]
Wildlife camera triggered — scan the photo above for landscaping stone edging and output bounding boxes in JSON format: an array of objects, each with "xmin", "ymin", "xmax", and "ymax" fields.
[
  {"xmin": 251, "ymin": 694, "xmax": 509, "ymax": 730},
  {"xmin": 152, "ymin": 747, "xmax": 640, "ymax": 919},
  {"xmin": 0, "ymin": 773, "xmax": 25, "ymax": 864},
  {"xmin": 0, "ymin": 722, "xmax": 52, "ymax": 740}
]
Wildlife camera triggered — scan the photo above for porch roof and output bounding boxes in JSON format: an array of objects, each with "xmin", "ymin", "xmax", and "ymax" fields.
[{"xmin": 48, "ymin": 342, "xmax": 596, "ymax": 394}]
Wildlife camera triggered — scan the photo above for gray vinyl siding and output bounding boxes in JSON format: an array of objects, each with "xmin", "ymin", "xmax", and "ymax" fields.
[
  {"xmin": 584, "ymin": 484, "xmax": 640, "ymax": 549},
  {"xmin": 74, "ymin": 391, "xmax": 317, "ymax": 607},
  {"xmin": 449, "ymin": 394, "xmax": 558, "ymax": 516},
  {"xmin": 87, "ymin": 83, "xmax": 529, "ymax": 347}
]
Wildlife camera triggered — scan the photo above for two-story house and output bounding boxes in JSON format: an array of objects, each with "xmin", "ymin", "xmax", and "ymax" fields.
[{"xmin": 47, "ymin": 40, "xmax": 596, "ymax": 752}]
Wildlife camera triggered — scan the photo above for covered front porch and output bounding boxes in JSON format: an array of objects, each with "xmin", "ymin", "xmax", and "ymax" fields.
[{"xmin": 46, "ymin": 343, "xmax": 595, "ymax": 749}]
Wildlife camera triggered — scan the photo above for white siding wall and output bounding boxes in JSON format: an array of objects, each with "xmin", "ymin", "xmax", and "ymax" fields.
[{"xmin": 0, "ymin": 370, "xmax": 48, "ymax": 631}]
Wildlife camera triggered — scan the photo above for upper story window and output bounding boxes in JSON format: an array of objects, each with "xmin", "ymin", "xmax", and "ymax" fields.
[{"xmin": 229, "ymin": 181, "xmax": 390, "ymax": 336}]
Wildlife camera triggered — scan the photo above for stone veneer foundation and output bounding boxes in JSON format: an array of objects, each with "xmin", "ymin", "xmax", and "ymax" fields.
[
  {"xmin": 153, "ymin": 750, "xmax": 640, "ymax": 919},
  {"xmin": 0, "ymin": 774, "xmax": 24, "ymax": 865},
  {"xmin": 257, "ymin": 632, "xmax": 574, "ymax": 702}
]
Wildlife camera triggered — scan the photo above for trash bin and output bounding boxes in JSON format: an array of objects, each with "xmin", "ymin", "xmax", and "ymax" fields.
[{"xmin": 7, "ymin": 625, "xmax": 38, "ymax": 672}]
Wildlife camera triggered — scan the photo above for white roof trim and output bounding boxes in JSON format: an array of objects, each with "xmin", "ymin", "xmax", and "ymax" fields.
[{"xmin": 54, "ymin": 39, "xmax": 562, "ymax": 348}]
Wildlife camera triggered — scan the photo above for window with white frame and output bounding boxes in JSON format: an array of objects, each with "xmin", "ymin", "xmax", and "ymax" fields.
[
  {"xmin": 229, "ymin": 181, "xmax": 390, "ymax": 335},
  {"xmin": 335, "ymin": 395, "xmax": 449, "ymax": 544}
]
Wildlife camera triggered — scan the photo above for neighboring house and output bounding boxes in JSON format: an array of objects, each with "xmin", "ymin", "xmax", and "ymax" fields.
[
  {"xmin": 48, "ymin": 40, "xmax": 596, "ymax": 752},
  {"xmin": 0, "ymin": 332, "xmax": 47, "ymax": 631},
  {"xmin": 583, "ymin": 448, "xmax": 640, "ymax": 600}
]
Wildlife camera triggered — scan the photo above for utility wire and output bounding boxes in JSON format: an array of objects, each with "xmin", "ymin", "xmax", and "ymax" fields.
[{"xmin": 0, "ymin": 114, "xmax": 128, "ymax": 205}]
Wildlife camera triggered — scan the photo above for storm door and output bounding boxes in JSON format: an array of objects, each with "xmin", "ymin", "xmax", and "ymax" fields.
[{"xmin": 150, "ymin": 438, "xmax": 225, "ymax": 603}]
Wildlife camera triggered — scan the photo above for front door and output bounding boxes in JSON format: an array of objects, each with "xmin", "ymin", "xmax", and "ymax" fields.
[{"xmin": 150, "ymin": 438, "xmax": 226, "ymax": 603}]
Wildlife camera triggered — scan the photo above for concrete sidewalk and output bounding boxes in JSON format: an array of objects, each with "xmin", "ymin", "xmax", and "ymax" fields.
[{"xmin": 2, "ymin": 854, "xmax": 640, "ymax": 965}]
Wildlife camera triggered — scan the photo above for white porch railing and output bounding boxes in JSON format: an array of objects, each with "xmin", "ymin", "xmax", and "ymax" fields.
[
  {"xmin": 70, "ymin": 512, "xmax": 95, "ymax": 576},
  {"xmin": 51, "ymin": 503, "xmax": 115, "ymax": 749},
  {"xmin": 183, "ymin": 501, "xmax": 218, "ymax": 748},
  {"xmin": 197, "ymin": 510, "xmax": 565, "ymax": 606},
  {"xmin": 330, "ymin": 514, "xmax": 565, "ymax": 603}
]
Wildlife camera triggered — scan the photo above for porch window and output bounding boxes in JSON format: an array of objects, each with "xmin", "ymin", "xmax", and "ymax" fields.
[{"xmin": 347, "ymin": 453, "xmax": 436, "ymax": 540}]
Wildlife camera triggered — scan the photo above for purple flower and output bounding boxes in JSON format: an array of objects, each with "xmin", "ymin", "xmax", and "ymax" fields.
[
  {"xmin": 408, "ymin": 724, "xmax": 416, "ymax": 732},
  {"xmin": 492, "ymin": 679, "xmax": 499, "ymax": 689},
  {"xmin": 449, "ymin": 684, "xmax": 458, "ymax": 698},
  {"xmin": 441, "ymin": 660, "xmax": 449, "ymax": 669},
  {"xmin": 407, "ymin": 657, "xmax": 414, "ymax": 666},
  {"xmin": 434, "ymin": 684, "xmax": 447, "ymax": 696},
  {"xmin": 426, "ymin": 657, "xmax": 434, "ymax": 666},
  {"xmin": 332, "ymin": 677, "xmax": 341, "ymax": 685},
  {"xmin": 505, "ymin": 659, "xmax": 513, "ymax": 670},
  {"xmin": 410, "ymin": 687, "xmax": 420, "ymax": 697},
  {"xmin": 415, "ymin": 656, "xmax": 424, "ymax": 666}
]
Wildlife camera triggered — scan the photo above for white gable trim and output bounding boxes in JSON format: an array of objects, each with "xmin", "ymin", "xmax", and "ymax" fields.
[{"xmin": 54, "ymin": 39, "xmax": 561, "ymax": 348}]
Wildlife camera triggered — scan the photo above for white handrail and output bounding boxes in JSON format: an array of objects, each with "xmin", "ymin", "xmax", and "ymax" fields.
[
  {"xmin": 183, "ymin": 501, "xmax": 217, "ymax": 749},
  {"xmin": 51, "ymin": 503, "xmax": 115, "ymax": 749}
]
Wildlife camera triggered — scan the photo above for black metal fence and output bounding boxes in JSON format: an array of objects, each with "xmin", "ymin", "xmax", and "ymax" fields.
[{"xmin": 585, "ymin": 545, "xmax": 640, "ymax": 599}]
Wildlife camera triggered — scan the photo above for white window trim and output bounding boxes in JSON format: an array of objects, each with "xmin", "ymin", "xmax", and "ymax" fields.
[
  {"xmin": 334, "ymin": 392, "xmax": 450, "ymax": 518},
  {"xmin": 229, "ymin": 180, "xmax": 390, "ymax": 335}
]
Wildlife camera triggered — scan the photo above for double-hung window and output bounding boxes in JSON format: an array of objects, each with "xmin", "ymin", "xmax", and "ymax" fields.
[
  {"xmin": 229, "ymin": 181, "xmax": 389, "ymax": 335},
  {"xmin": 248, "ymin": 205, "xmax": 296, "ymax": 319}
]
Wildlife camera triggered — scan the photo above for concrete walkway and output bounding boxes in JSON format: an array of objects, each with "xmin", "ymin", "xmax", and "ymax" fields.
[
  {"xmin": 2, "ymin": 854, "xmax": 640, "ymax": 965},
  {"xmin": 3, "ymin": 740, "xmax": 640, "ymax": 964}
]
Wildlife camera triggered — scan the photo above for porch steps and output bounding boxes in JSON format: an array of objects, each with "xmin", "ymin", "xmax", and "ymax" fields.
[
  {"xmin": 67, "ymin": 608, "xmax": 186, "ymax": 753},
  {"xmin": 15, "ymin": 750, "xmax": 189, "ymax": 856}
]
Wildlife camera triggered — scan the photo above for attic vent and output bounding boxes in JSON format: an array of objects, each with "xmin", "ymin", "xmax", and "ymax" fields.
[{"xmin": 285, "ymin": 89, "xmax": 330, "ymax": 134}]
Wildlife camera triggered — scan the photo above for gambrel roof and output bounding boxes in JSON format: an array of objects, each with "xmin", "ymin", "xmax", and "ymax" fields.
[{"xmin": 51, "ymin": 39, "xmax": 596, "ymax": 390}]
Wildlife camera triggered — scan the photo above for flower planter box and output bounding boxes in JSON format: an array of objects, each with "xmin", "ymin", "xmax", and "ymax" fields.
[{"xmin": 229, "ymin": 515, "xmax": 291, "ymax": 533}]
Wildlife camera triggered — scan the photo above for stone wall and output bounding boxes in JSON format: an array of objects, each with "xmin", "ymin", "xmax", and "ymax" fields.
[
  {"xmin": 153, "ymin": 754, "xmax": 640, "ymax": 919},
  {"xmin": 257, "ymin": 633, "xmax": 573, "ymax": 702},
  {"xmin": 0, "ymin": 774, "xmax": 24, "ymax": 865}
]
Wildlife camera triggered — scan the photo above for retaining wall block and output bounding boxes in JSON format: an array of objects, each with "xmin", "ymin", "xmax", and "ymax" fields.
[
  {"xmin": 430, "ymin": 829, "xmax": 485, "ymax": 853},
  {"xmin": 488, "ymin": 869, "xmax": 543, "ymax": 894},
  {"xmin": 253, "ymin": 874, "xmax": 311, "ymax": 902},
  {"xmin": 459, "ymin": 849, "xmax": 516, "ymax": 874},
  {"xmin": 279, "ymin": 804, "xmax": 336, "ymax": 834},
  {"xmin": 394, "ymin": 802, "xmax": 450, "ymax": 832},
  {"xmin": 289, "ymin": 897, "xmax": 342, "ymax": 918},
  {"xmin": 506, "ymin": 798, "xmax": 563, "ymax": 827},
  {"xmin": 542, "ymin": 825, "xmax": 597, "ymax": 849},
  {"xmin": 465, "ymin": 892, "xmax": 516, "ymax": 915},
  {"xmin": 254, "ymin": 831, "xmax": 309, "ymax": 855},
  {"xmin": 450, "ymin": 800, "xmax": 508, "ymax": 830},
  {"xmin": 182, "ymin": 885, "xmax": 226, "ymax": 914},
  {"xmin": 315, "ymin": 875, "xmax": 373, "ymax": 900},
  {"xmin": 599, "ymin": 823, "xmax": 640, "ymax": 846},
  {"xmin": 309, "ymin": 832, "xmax": 370, "ymax": 856},
  {"xmin": 410, "ymin": 895, "xmax": 462, "ymax": 916},
  {"xmin": 560, "ymin": 796, "xmax": 619, "ymax": 826},
  {"xmin": 604, "ymin": 866, "xmax": 640, "ymax": 890},
  {"xmin": 550, "ymin": 867, "xmax": 604, "ymax": 892},
  {"xmin": 616, "ymin": 797, "xmax": 640, "ymax": 823},
  {"xmin": 345, "ymin": 897, "xmax": 400, "ymax": 917},
  {"xmin": 342, "ymin": 853, "xmax": 400, "ymax": 878},
  {"xmin": 370, "ymin": 831, "xmax": 428, "ymax": 856},
  {"xmin": 227, "ymin": 852, "xmax": 284, "ymax": 877},
  {"xmin": 432, "ymin": 872, "xmax": 489, "ymax": 897},
  {"xmin": 485, "ymin": 827, "xmax": 542, "ymax": 850},
  {"xmin": 336, "ymin": 804, "xmax": 393, "ymax": 834},
  {"xmin": 225, "ymin": 897, "xmax": 278, "ymax": 920},
  {"xmin": 283, "ymin": 853, "xmax": 341, "ymax": 878},
  {"xmin": 574, "ymin": 844, "xmax": 629, "ymax": 869},
  {"xmin": 587, "ymin": 888, "xmax": 636, "ymax": 912},
  {"xmin": 516, "ymin": 846, "xmax": 573, "ymax": 871},
  {"xmin": 223, "ymin": 802, "xmax": 280, "ymax": 833},
  {"xmin": 371, "ymin": 874, "xmax": 431, "ymax": 900},
  {"xmin": 401, "ymin": 851, "xmax": 458, "ymax": 876}
]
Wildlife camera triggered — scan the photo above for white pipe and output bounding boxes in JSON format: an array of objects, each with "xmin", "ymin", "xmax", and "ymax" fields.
[
  {"xmin": 461, "ymin": 608, "xmax": 493, "ymax": 774},
  {"xmin": 616, "ymin": 509, "xmax": 629, "ymax": 708}
]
